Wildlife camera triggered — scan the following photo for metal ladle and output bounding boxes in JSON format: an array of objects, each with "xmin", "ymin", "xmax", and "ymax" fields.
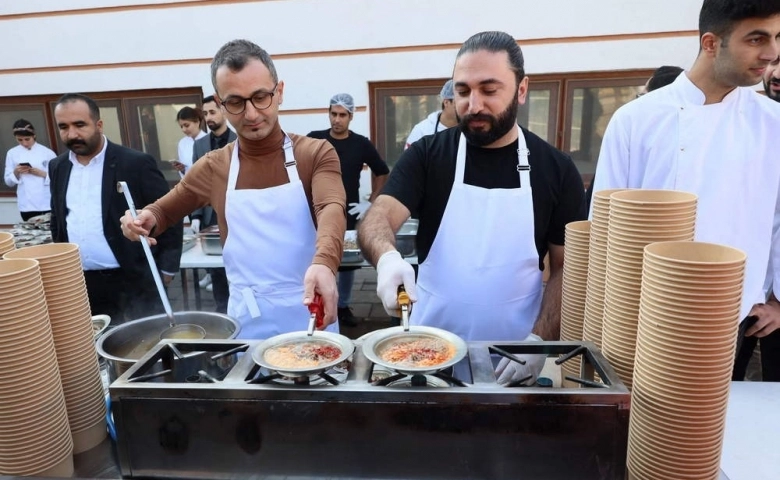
[{"xmin": 116, "ymin": 181, "xmax": 206, "ymax": 341}]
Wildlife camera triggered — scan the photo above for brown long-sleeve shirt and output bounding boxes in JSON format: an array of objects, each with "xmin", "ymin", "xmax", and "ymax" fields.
[{"xmin": 147, "ymin": 122, "xmax": 346, "ymax": 273}]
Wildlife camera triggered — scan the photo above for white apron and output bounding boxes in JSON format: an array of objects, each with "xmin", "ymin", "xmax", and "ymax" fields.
[
  {"xmin": 224, "ymin": 134, "xmax": 338, "ymax": 339},
  {"xmin": 411, "ymin": 125, "xmax": 542, "ymax": 341}
]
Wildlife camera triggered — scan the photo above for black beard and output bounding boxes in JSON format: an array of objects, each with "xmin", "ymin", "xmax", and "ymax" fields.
[
  {"xmin": 765, "ymin": 79, "xmax": 780, "ymax": 102},
  {"xmin": 457, "ymin": 100, "xmax": 519, "ymax": 147}
]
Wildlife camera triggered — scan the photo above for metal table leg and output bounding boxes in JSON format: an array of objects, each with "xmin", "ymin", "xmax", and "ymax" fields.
[{"xmin": 192, "ymin": 268, "xmax": 202, "ymax": 310}]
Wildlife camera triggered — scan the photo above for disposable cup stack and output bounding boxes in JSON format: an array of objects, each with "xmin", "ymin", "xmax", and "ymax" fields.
[
  {"xmin": 4, "ymin": 243, "xmax": 107, "ymax": 453},
  {"xmin": 627, "ymin": 241, "xmax": 745, "ymax": 480},
  {"xmin": 0, "ymin": 259, "xmax": 74, "ymax": 477},
  {"xmin": 0, "ymin": 232, "xmax": 14, "ymax": 256},
  {"xmin": 560, "ymin": 220, "xmax": 591, "ymax": 384},
  {"xmin": 583, "ymin": 189, "xmax": 627, "ymax": 349},
  {"xmin": 601, "ymin": 190, "xmax": 697, "ymax": 390}
]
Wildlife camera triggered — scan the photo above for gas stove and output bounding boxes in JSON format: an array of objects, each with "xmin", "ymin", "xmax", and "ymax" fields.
[{"xmin": 110, "ymin": 339, "xmax": 630, "ymax": 479}]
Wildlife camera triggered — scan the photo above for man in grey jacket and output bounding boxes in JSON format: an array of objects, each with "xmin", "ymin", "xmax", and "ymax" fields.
[{"xmin": 190, "ymin": 95, "xmax": 236, "ymax": 313}]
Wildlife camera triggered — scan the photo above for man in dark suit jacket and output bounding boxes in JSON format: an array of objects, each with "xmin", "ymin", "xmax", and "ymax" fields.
[
  {"xmin": 188, "ymin": 95, "xmax": 236, "ymax": 313},
  {"xmin": 50, "ymin": 93, "xmax": 183, "ymax": 323}
]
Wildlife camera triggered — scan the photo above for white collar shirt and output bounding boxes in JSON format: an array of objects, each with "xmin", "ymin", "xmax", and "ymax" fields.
[
  {"xmin": 591, "ymin": 73, "xmax": 780, "ymax": 318},
  {"xmin": 3, "ymin": 142, "xmax": 56, "ymax": 212},
  {"xmin": 66, "ymin": 136, "xmax": 120, "ymax": 270}
]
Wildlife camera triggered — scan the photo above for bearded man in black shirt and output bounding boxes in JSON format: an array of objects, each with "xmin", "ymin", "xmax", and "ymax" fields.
[
  {"xmin": 358, "ymin": 31, "xmax": 585, "ymax": 385},
  {"xmin": 308, "ymin": 93, "xmax": 389, "ymax": 327}
]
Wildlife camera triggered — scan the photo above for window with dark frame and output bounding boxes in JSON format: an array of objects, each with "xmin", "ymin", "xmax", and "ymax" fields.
[
  {"xmin": 369, "ymin": 70, "xmax": 652, "ymax": 183},
  {"xmin": 0, "ymin": 88, "xmax": 202, "ymax": 197}
]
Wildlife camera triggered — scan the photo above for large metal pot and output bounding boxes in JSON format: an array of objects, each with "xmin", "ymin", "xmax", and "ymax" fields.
[{"xmin": 96, "ymin": 311, "xmax": 240, "ymax": 382}]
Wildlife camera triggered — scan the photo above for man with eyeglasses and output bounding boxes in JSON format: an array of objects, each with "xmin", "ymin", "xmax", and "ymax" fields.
[{"xmin": 121, "ymin": 39, "xmax": 347, "ymax": 339}]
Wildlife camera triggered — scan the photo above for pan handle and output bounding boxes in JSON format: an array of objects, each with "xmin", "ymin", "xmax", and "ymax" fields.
[{"xmin": 397, "ymin": 286, "xmax": 411, "ymax": 331}]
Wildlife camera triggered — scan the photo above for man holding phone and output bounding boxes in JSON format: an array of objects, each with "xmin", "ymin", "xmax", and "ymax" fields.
[{"xmin": 3, "ymin": 119, "xmax": 56, "ymax": 221}]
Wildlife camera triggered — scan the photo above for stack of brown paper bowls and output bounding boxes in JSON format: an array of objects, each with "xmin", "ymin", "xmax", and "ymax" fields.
[
  {"xmin": 4, "ymin": 244, "xmax": 107, "ymax": 454},
  {"xmin": 0, "ymin": 259, "xmax": 74, "ymax": 477},
  {"xmin": 560, "ymin": 220, "xmax": 591, "ymax": 384},
  {"xmin": 0, "ymin": 232, "xmax": 14, "ymax": 255},
  {"xmin": 601, "ymin": 190, "xmax": 697, "ymax": 389},
  {"xmin": 627, "ymin": 241, "xmax": 744, "ymax": 480},
  {"xmin": 583, "ymin": 189, "xmax": 627, "ymax": 349}
]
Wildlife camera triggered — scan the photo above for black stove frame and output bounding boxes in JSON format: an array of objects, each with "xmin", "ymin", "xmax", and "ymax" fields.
[{"xmin": 110, "ymin": 339, "xmax": 630, "ymax": 479}]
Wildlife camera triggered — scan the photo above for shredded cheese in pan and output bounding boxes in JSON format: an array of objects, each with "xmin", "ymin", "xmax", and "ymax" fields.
[
  {"xmin": 379, "ymin": 337, "xmax": 455, "ymax": 368},
  {"xmin": 264, "ymin": 341, "xmax": 342, "ymax": 369}
]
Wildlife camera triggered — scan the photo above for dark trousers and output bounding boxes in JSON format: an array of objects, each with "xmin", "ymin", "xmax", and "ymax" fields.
[
  {"xmin": 210, "ymin": 267, "xmax": 229, "ymax": 314},
  {"xmin": 84, "ymin": 269, "xmax": 164, "ymax": 323},
  {"xmin": 733, "ymin": 328, "xmax": 780, "ymax": 382},
  {"xmin": 20, "ymin": 210, "xmax": 50, "ymax": 221}
]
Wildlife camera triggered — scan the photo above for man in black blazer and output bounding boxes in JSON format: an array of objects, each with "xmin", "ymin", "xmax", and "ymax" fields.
[
  {"xmin": 49, "ymin": 93, "xmax": 183, "ymax": 323},
  {"xmin": 188, "ymin": 95, "xmax": 236, "ymax": 313}
]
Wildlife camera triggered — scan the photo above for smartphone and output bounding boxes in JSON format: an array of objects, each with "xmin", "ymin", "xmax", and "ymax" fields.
[
  {"xmin": 18, "ymin": 162, "xmax": 31, "ymax": 167},
  {"xmin": 739, "ymin": 315, "xmax": 758, "ymax": 338}
]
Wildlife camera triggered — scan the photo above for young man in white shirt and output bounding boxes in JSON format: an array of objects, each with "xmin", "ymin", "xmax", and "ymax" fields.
[
  {"xmin": 3, "ymin": 119, "xmax": 55, "ymax": 221},
  {"xmin": 591, "ymin": 0, "xmax": 780, "ymax": 381}
]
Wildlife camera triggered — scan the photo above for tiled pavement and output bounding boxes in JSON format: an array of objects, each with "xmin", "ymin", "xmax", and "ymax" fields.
[{"xmin": 167, "ymin": 267, "xmax": 393, "ymax": 340}]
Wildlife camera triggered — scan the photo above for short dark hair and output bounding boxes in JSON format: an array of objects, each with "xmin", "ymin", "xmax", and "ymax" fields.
[
  {"xmin": 56, "ymin": 93, "xmax": 100, "ymax": 121},
  {"xmin": 647, "ymin": 65, "xmax": 684, "ymax": 92},
  {"xmin": 210, "ymin": 39, "xmax": 278, "ymax": 92},
  {"xmin": 456, "ymin": 31, "xmax": 525, "ymax": 84},
  {"xmin": 202, "ymin": 95, "xmax": 217, "ymax": 105},
  {"xmin": 176, "ymin": 106, "xmax": 202, "ymax": 123},
  {"xmin": 699, "ymin": 0, "xmax": 780, "ymax": 41},
  {"xmin": 12, "ymin": 118, "xmax": 35, "ymax": 136}
]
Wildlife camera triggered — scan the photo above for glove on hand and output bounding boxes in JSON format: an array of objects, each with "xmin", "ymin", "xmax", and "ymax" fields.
[
  {"xmin": 347, "ymin": 201, "xmax": 371, "ymax": 220},
  {"xmin": 376, "ymin": 251, "xmax": 417, "ymax": 316},
  {"xmin": 190, "ymin": 219, "xmax": 201, "ymax": 234},
  {"xmin": 495, "ymin": 333, "xmax": 546, "ymax": 386}
]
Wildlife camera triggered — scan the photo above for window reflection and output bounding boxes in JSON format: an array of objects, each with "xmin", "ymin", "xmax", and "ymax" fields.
[
  {"xmin": 568, "ymin": 85, "xmax": 643, "ymax": 175},
  {"xmin": 133, "ymin": 102, "xmax": 192, "ymax": 183},
  {"xmin": 382, "ymin": 93, "xmax": 440, "ymax": 167}
]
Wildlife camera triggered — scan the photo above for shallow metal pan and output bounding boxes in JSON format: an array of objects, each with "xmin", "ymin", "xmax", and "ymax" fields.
[
  {"xmin": 251, "ymin": 330, "xmax": 355, "ymax": 378},
  {"xmin": 361, "ymin": 325, "xmax": 468, "ymax": 376}
]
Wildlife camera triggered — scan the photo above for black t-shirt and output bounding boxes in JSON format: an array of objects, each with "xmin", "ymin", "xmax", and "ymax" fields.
[
  {"xmin": 307, "ymin": 129, "xmax": 389, "ymax": 204},
  {"xmin": 382, "ymin": 126, "xmax": 586, "ymax": 268}
]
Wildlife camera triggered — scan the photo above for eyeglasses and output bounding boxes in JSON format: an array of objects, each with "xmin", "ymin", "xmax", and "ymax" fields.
[{"xmin": 220, "ymin": 84, "xmax": 278, "ymax": 115}]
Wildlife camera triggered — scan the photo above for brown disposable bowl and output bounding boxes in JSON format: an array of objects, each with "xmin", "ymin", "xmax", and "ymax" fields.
[
  {"xmin": 610, "ymin": 189, "xmax": 697, "ymax": 207},
  {"xmin": 3, "ymin": 242, "xmax": 80, "ymax": 264}
]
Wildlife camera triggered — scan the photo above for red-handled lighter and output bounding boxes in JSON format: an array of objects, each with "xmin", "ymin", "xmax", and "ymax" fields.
[{"xmin": 309, "ymin": 293, "xmax": 324, "ymax": 329}]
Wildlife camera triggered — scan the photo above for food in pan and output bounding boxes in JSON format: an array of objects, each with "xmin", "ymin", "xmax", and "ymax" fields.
[
  {"xmin": 378, "ymin": 337, "xmax": 456, "ymax": 368},
  {"xmin": 264, "ymin": 341, "xmax": 342, "ymax": 369}
]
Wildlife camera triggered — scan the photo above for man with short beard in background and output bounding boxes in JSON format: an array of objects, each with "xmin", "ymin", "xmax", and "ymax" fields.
[
  {"xmin": 49, "ymin": 93, "xmax": 182, "ymax": 323},
  {"xmin": 731, "ymin": 53, "xmax": 780, "ymax": 382},
  {"xmin": 188, "ymin": 95, "xmax": 237, "ymax": 313},
  {"xmin": 764, "ymin": 55, "xmax": 780, "ymax": 101},
  {"xmin": 357, "ymin": 31, "xmax": 585, "ymax": 386}
]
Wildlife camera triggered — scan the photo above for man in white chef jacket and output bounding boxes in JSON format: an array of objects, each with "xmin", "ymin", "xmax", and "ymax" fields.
[
  {"xmin": 359, "ymin": 31, "xmax": 586, "ymax": 386},
  {"xmin": 590, "ymin": 0, "xmax": 780, "ymax": 361}
]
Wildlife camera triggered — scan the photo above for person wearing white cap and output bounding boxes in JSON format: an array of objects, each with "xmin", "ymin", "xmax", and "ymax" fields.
[
  {"xmin": 308, "ymin": 93, "xmax": 390, "ymax": 327},
  {"xmin": 3, "ymin": 119, "xmax": 56, "ymax": 221},
  {"xmin": 404, "ymin": 79, "xmax": 458, "ymax": 149}
]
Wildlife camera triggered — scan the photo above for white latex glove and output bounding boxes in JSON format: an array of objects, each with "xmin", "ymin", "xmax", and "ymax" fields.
[
  {"xmin": 347, "ymin": 201, "xmax": 371, "ymax": 220},
  {"xmin": 190, "ymin": 219, "xmax": 201, "ymax": 234},
  {"xmin": 376, "ymin": 250, "xmax": 417, "ymax": 316},
  {"xmin": 495, "ymin": 333, "xmax": 546, "ymax": 386}
]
